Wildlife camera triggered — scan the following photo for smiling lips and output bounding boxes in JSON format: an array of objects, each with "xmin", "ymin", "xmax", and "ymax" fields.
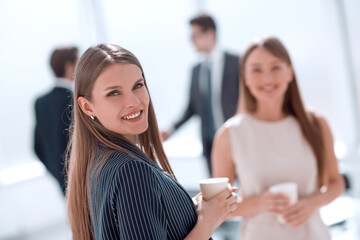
[
  {"xmin": 121, "ymin": 110, "xmax": 143, "ymax": 120},
  {"xmin": 260, "ymin": 85, "xmax": 278, "ymax": 92}
]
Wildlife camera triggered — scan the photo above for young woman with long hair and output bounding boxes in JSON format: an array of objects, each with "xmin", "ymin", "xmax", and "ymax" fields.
[
  {"xmin": 212, "ymin": 36, "xmax": 344, "ymax": 239},
  {"xmin": 66, "ymin": 44, "xmax": 238, "ymax": 240}
]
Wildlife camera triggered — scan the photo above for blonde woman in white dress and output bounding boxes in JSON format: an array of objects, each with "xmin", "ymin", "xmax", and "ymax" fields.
[{"xmin": 212, "ymin": 36, "xmax": 344, "ymax": 240}]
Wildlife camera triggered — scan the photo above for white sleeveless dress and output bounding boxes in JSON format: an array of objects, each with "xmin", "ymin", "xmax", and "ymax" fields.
[{"xmin": 226, "ymin": 114, "xmax": 330, "ymax": 240}]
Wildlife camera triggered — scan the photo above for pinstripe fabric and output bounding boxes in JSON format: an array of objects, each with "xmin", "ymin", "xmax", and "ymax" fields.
[{"xmin": 89, "ymin": 146, "xmax": 198, "ymax": 240}]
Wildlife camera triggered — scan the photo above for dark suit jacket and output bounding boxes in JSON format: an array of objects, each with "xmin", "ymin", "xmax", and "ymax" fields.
[
  {"xmin": 173, "ymin": 52, "xmax": 240, "ymax": 161},
  {"xmin": 34, "ymin": 87, "xmax": 72, "ymax": 195}
]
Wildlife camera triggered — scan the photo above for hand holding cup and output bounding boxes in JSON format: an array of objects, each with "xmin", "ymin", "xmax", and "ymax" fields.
[
  {"xmin": 269, "ymin": 182, "xmax": 298, "ymax": 224},
  {"xmin": 196, "ymin": 177, "xmax": 238, "ymax": 233},
  {"xmin": 198, "ymin": 177, "xmax": 230, "ymax": 200}
]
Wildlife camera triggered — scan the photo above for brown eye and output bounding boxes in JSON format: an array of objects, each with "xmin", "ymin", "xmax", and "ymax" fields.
[{"xmin": 272, "ymin": 66, "xmax": 280, "ymax": 71}]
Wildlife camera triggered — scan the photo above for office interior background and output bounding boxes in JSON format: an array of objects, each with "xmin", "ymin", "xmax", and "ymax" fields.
[{"xmin": 0, "ymin": 0, "xmax": 359, "ymax": 239}]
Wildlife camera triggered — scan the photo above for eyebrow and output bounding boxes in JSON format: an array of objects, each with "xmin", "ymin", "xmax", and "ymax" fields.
[
  {"xmin": 250, "ymin": 60, "xmax": 283, "ymax": 67},
  {"xmin": 103, "ymin": 78, "xmax": 144, "ymax": 92}
]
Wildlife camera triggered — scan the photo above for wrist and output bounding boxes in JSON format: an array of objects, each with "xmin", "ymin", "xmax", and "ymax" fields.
[
  {"xmin": 256, "ymin": 193, "xmax": 266, "ymax": 212},
  {"xmin": 195, "ymin": 217, "xmax": 214, "ymax": 239},
  {"xmin": 305, "ymin": 193, "xmax": 324, "ymax": 210}
]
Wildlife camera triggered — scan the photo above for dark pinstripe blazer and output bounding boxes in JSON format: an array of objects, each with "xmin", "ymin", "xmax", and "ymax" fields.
[{"xmin": 89, "ymin": 143, "xmax": 206, "ymax": 240}]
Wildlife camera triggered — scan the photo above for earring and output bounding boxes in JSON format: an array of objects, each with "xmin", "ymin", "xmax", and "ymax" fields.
[{"xmin": 90, "ymin": 115, "xmax": 95, "ymax": 120}]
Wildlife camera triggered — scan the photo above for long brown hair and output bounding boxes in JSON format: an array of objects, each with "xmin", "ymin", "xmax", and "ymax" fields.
[
  {"xmin": 238, "ymin": 36, "xmax": 324, "ymax": 186},
  {"xmin": 66, "ymin": 44, "xmax": 175, "ymax": 240}
]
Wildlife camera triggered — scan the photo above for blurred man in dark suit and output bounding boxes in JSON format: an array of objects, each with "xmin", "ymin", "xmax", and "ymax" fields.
[
  {"xmin": 34, "ymin": 46, "xmax": 78, "ymax": 195},
  {"xmin": 161, "ymin": 14, "xmax": 240, "ymax": 175}
]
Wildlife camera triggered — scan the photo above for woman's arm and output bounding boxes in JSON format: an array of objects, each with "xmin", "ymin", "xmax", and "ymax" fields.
[
  {"xmin": 282, "ymin": 115, "xmax": 345, "ymax": 227},
  {"xmin": 114, "ymin": 158, "xmax": 238, "ymax": 240},
  {"xmin": 211, "ymin": 126, "xmax": 236, "ymax": 184},
  {"xmin": 211, "ymin": 126, "xmax": 288, "ymax": 218},
  {"xmin": 307, "ymin": 115, "xmax": 344, "ymax": 205},
  {"xmin": 115, "ymin": 161, "xmax": 168, "ymax": 239}
]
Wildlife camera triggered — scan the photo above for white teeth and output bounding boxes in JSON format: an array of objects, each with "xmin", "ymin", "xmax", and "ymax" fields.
[
  {"xmin": 122, "ymin": 111, "xmax": 141, "ymax": 120},
  {"xmin": 262, "ymin": 85, "xmax": 276, "ymax": 91}
]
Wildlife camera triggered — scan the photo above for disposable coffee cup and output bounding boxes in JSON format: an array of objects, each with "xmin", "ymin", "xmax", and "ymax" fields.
[
  {"xmin": 198, "ymin": 177, "xmax": 229, "ymax": 201},
  {"xmin": 269, "ymin": 182, "xmax": 298, "ymax": 224}
]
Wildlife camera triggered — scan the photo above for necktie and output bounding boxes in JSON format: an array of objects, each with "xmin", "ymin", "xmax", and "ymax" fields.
[{"xmin": 203, "ymin": 63, "xmax": 216, "ymax": 140}]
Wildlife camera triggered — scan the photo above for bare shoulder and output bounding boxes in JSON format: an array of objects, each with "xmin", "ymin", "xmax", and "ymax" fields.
[
  {"xmin": 306, "ymin": 110, "xmax": 335, "ymax": 148},
  {"xmin": 213, "ymin": 124, "xmax": 231, "ymax": 147},
  {"xmin": 212, "ymin": 118, "xmax": 236, "ymax": 180},
  {"xmin": 214, "ymin": 115, "xmax": 249, "ymax": 150},
  {"xmin": 306, "ymin": 110, "xmax": 331, "ymax": 131},
  {"xmin": 317, "ymin": 116, "xmax": 331, "ymax": 132}
]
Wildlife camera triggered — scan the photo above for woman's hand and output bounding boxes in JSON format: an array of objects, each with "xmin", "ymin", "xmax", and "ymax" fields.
[
  {"xmin": 192, "ymin": 193, "xmax": 202, "ymax": 209},
  {"xmin": 185, "ymin": 187, "xmax": 238, "ymax": 240},
  {"xmin": 197, "ymin": 187, "xmax": 238, "ymax": 232},
  {"xmin": 280, "ymin": 196, "xmax": 318, "ymax": 227},
  {"xmin": 259, "ymin": 191, "xmax": 290, "ymax": 215}
]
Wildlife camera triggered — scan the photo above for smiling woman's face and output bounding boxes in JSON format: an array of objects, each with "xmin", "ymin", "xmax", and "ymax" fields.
[
  {"xmin": 79, "ymin": 63, "xmax": 150, "ymax": 143},
  {"xmin": 244, "ymin": 47, "xmax": 293, "ymax": 105}
]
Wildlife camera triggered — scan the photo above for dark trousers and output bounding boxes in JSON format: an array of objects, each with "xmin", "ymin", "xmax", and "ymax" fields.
[{"xmin": 203, "ymin": 138, "xmax": 214, "ymax": 177}]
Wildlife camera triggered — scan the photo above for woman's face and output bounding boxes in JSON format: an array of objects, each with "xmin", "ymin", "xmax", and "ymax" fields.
[
  {"xmin": 79, "ymin": 63, "xmax": 150, "ymax": 142},
  {"xmin": 244, "ymin": 47, "xmax": 293, "ymax": 105}
]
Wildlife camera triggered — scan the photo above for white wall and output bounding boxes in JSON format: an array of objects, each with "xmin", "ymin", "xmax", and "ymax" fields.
[
  {"xmin": 0, "ymin": 0, "xmax": 359, "ymax": 172},
  {"xmin": 99, "ymin": 0, "xmax": 359, "ymax": 160},
  {"xmin": 0, "ymin": 0, "xmax": 360, "ymax": 238},
  {"xmin": 0, "ymin": 0, "xmax": 82, "ymax": 167}
]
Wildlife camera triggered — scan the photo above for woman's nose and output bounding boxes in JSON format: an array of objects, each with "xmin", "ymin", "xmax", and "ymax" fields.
[
  {"xmin": 124, "ymin": 93, "xmax": 140, "ymax": 108},
  {"xmin": 262, "ymin": 72, "xmax": 274, "ymax": 82}
]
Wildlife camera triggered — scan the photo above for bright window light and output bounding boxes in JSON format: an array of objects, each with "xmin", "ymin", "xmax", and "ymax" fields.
[
  {"xmin": 334, "ymin": 140, "xmax": 347, "ymax": 160},
  {"xmin": 0, "ymin": 161, "xmax": 46, "ymax": 186}
]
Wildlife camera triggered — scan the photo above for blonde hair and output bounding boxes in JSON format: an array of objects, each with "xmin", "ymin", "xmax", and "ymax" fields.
[
  {"xmin": 66, "ymin": 44, "xmax": 175, "ymax": 240},
  {"xmin": 239, "ymin": 36, "xmax": 324, "ymax": 186}
]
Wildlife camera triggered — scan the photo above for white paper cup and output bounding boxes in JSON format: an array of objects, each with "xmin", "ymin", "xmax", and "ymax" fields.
[
  {"xmin": 269, "ymin": 182, "xmax": 298, "ymax": 224},
  {"xmin": 198, "ymin": 177, "xmax": 229, "ymax": 201}
]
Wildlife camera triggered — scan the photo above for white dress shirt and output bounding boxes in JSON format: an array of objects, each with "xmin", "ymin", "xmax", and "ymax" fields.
[
  {"xmin": 55, "ymin": 77, "xmax": 74, "ymax": 91},
  {"xmin": 199, "ymin": 45, "xmax": 225, "ymax": 129}
]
